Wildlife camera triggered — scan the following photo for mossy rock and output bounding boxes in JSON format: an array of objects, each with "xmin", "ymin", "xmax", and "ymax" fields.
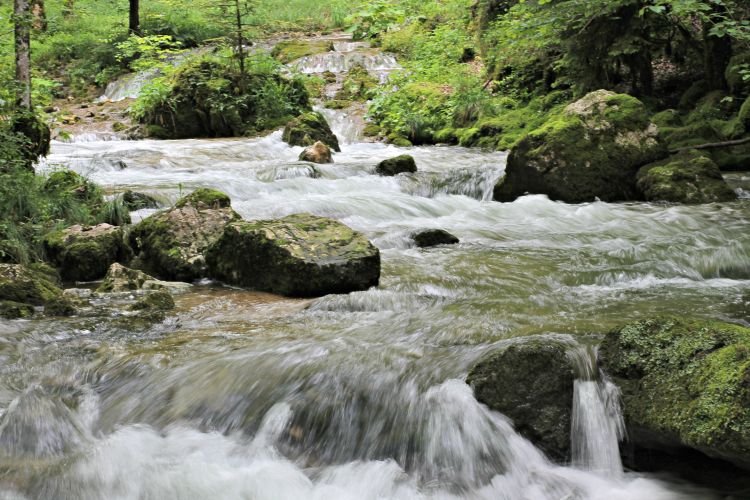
[
  {"xmin": 43, "ymin": 224, "xmax": 131, "ymax": 282},
  {"xmin": 685, "ymin": 91, "xmax": 734, "ymax": 124},
  {"xmin": 651, "ymin": 109, "xmax": 683, "ymax": 128},
  {"xmin": 0, "ymin": 300, "xmax": 35, "ymax": 319},
  {"xmin": 271, "ymin": 40, "xmax": 334, "ymax": 64},
  {"xmin": 97, "ymin": 263, "xmax": 155, "ymax": 293},
  {"xmin": 129, "ymin": 290, "xmax": 175, "ymax": 312},
  {"xmin": 0, "ymin": 263, "xmax": 62, "ymax": 306},
  {"xmin": 600, "ymin": 317, "xmax": 750, "ymax": 470},
  {"xmin": 206, "ymin": 213, "xmax": 380, "ymax": 297},
  {"xmin": 122, "ymin": 190, "xmax": 160, "ymax": 211},
  {"xmin": 412, "ymin": 229, "xmax": 459, "ymax": 248},
  {"xmin": 324, "ymin": 99, "xmax": 352, "ymax": 110},
  {"xmin": 660, "ymin": 121, "xmax": 723, "ymax": 150},
  {"xmin": 335, "ymin": 65, "xmax": 378, "ymax": 102},
  {"xmin": 386, "ymin": 133, "xmax": 412, "ymax": 147},
  {"xmin": 282, "ymin": 112, "xmax": 340, "ymax": 152},
  {"xmin": 375, "ymin": 155, "xmax": 417, "ymax": 176},
  {"xmin": 174, "ymin": 188, "xmax": 231, "ymax": 210},
  {"xmin": 740, "ymin": 96, "xmax": 750, "ymax": 130},
  {"xmin": 44, "ymin": 296, "xmax": 76, "ymax": 317},
  {"xmin": 43, "ymin": 170, "xmax": 103, "ymax": 207},
  {"xmin": 363, "ymin": 123, "xmax": 382, "ymax": 137},
  {"xmin": 494, "ymin": 90, "xmax": 668, "ymax": 203},
  {"xmin": 636, "ymin": 150, "xmax": 736, "ymax": 204},
  {"xmin": 129, "ymin": 190, "xmax": 240, "ymax": 282},
  {"xmin": 710, "ymin": 141, "xmax": 750, "ymax": 171},
  {"xmin": 726, "ymin": 53, "xmax": 750, "ymax": 97},
  {"xmin": 467, "ymin": 336, "xmax": 576, "ymax": 462},
  {"xmin": 9, "ymin": 113, "xmax": 51, "ymax": 172}
]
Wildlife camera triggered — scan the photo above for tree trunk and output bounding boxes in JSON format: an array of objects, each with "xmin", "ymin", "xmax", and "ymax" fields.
[
  {"xmin": 702, "ymin": 16, "xmax": 732, "ymax": 90},
  {"xmin": 31, "ymin": 0, "xmax": 46, "ymax": 31},
  {"xmin": 129, "ymin": 0, "xmax": 139, "ymax": 35},
  {"xmin": 234, "ymin": 0, "xmax": 246, "ymax": 81},
  {"xmin": 14, "ymin": 0, "xmax": 32, "ymax": 109}
]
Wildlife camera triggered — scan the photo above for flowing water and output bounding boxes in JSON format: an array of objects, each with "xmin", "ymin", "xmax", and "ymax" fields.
[{"xmin": 3, "ymin": 38, "xmax": 750, "ymax": 500}]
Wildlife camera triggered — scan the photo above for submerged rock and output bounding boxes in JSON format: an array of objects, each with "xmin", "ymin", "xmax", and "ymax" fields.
[
  {"xmin": 299, "ymin": 141, "xmax": 333, "ymax": 164},
  {"xmin": 0, "ymin": 263, "xmax": 63, "ymax": 306},
  {"xmin": 44, "ymin": 296, "xmax": 77, "ymax": 317},
  {"xmin": 206, "ymin": 213, "xmax": 380, "ymax": 297},
  {"xmin": 467, "ymin": 336, "xmax": 576, "ymax": 462},
  {"xmin": 494, "ymin": 90, "xmax": 667, "ymax": 203},
  {"xmin": 412, "ymin": 229, "xmax": 459, "ymax": 247},
  {"xmin": 43, "ymin": 224, "xmax": 131, "ymax": 282},
  {"xmin": 375, "ymin": 155, "xmax": 417, "ymax": 176},
  {"xmin": 282, "ymin": 112, "xmax": 341, "ymax": 152},
  {"xmin": 129, "ymin": 189, "xmax": 240, "ymax": 282},
  {"xmin": 600, "ymin": 317, "xmax": 750, "ymax": 471},
  {"xmin": 636, "ymin": 150, "xmax": 736, "ymax": 204}
]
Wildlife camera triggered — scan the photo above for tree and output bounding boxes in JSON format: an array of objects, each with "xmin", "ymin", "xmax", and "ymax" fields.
[
  {"xmin": 129, "ymin": 0, "xmax": 139, "ymax": 34},
  {"xmin": 13, "ymin": 0, "xmax": 31, "ymax": 109},
  {"xmin": 209, "ymin": 0, "xmax": 256, "ymax": 84}
]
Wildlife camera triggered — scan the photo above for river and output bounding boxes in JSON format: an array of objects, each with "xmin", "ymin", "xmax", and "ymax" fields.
[{"xmin": 1, "ymin": 37, "xmax": 748, "ymax": 500}]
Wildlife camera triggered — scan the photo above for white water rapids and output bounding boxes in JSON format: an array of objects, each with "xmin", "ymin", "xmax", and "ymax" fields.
[{"xmin": 2, "ymin": 38, "xmax": 748, "ymax": 500}]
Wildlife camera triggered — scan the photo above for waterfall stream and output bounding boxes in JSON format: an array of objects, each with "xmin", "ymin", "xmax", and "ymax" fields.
[{"xmin": 2, "ymin": 35, "xmax": 746, "ymax": 499}]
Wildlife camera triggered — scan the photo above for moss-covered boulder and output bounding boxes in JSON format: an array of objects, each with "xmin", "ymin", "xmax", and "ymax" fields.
[
  {"xmin": 600, "ymin": 317, "xmax": 750, "ymax": 470},
  {"xmin": 299, "ymin": 141, "xmax": 333, "ymax": 164},
  {"xmin": 44, "ymin": 296, "xmax": 76, "ymax": 317},
  {"xmin": 335, "ymin": 65, "xmax": 378, "ymax": 102},
  {"xmin": 0, "ymin": 301, "xmax": 35, "ymax": 319},
  {"xmin": 206, "ymin": 213, "xmax": 380, "ymax": 297},
  {"xmin": 636, "ymin": 150, "xmax": 736, "ymax": 204},
  {"xmin": 43, "ymin": 170, "xmax": 103, "ymax": 207},
  {"xmin": 494, "ymin": 90, "xmax": 668, "ymax": 203},
  {"xmin": 129, "ymin": 189, "xmax": 240, "ymax": 282},
  {"xmin": 139, "ymin": 59, "xmax": 310, "ymax": 139},
  {"xmin": 726, "ymin": 53, "xmax": 750, "ymax": 97},
  {"xmin": 412, "ymin": 229, "xmax": 459, "ymax": 248},
  {"xmin": 375, "ymin": 155, "xmax": 417, "ymax": 176},
  {"xmin": 43, "ymin": 224, "xmax": 131, "ymax": 282},
  {"xmin": 467, "ymin": 336, "xmax": 576, "ymax": 462},
  {"xmin": 0, "ymin": 263, "xmax": 62, "ymax": 307},
  {"xmin": 271, "ymin": 39, "xmax": 334, "ymax": 64},
  {"xmin": 282, "ymin": 112, "xmax": 340, "ymax": 152},
  {"xmin": 9, "ymin": 113, "xmax": 51, "ymax": 172}
]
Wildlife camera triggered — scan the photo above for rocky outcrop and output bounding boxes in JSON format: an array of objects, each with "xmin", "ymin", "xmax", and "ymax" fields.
[
  {"xmin": 129, "ymin": 290, "xmax": 175, "ymax": 312},
  {"xmin": 467, "ymin": 336, "xmax": 576, "ymax": 462},
  {"xmin": 299, "ymin": 141, "xmax": 333, "ymax": 164},
  {"xmin": 97, "ymin": 263, "xmax": 153, "ymax": 293},
  {"xmin": 636, "ymin": 150, "xmax": 736, "ymax": 204},
  {"xmin": 282, "ymin": 112, "xmax": 341, "ymax": 152},
  {"xmin": 122, "ymin": 190, "xmax": 161, "ymax": 211},
  {"xmin": 375, "ymin": 155, "xmax": 417, "ymax": 176},
  {"xmin": 412, "ymin": 229, "xmax": 459, "ymax": 247},
  {"xmin": 129, "ymin": 189, "xmax": 240, "ymax": 282},
  {"xmin": 600, "ymin": 317, "xmax": 750, "ymax": 471},
  {"xmin": 43, "ymin": 224, "xmax": 131, "ymax": 282},
  {"xmin": 494, "ymin": 90, "xmax": 668, "ymax": 203},
  {"xmin": 206, "ymin": 213, "xmax": 380, "ymax": 297}
]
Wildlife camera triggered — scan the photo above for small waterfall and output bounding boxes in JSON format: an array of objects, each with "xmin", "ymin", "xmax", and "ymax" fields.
[
  {"xmin": 292, "ymin": 51, "xmax": 401, "ymax": 77},
  {"xmin": 569, "ymin": 346, "xmax": 626, "ymax": 476},
  {"xmin": 316, "ymin": 106, "xmax": 365, "ymax": 145}
]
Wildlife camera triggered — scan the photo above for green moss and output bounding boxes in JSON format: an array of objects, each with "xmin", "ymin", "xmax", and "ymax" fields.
[
  {"xmin": 43, "ymin": 225, "xmax": 131, "ymax": 282},
  {"xmin": 726, "ymin": 53, "xmax": 750, "ymax": 97},
  {"xmin": 375, "ymin": 155, "xmax": 417, "ymax": 176},
  {"xmin": 129, "ymin": 290, "xmax": 175, "ymax": 311},
  {"xmin": 636, "ymin": 150, "xmax": 736, "ymax": 204},
  {"xmin": 0, "ymin": 300, "xmax": 35, "ymax": 319},
  {"xmin": 324, "ymin": 99, "xmax": 352, "ymax": 110},
  {"xmin": 600, "ymin": 318, "xmax": 750, "ymax": 463},
  {"xmin": 335, "ymin": 65, "xmax": 378, "ymax": 102},
  {"xmin": 362, "ymin": 123, "xmax": 382, "ymax": 137},
  {"xmin": 44, "ymin": 296, "xmax": 76, "ymax": 317},
  {"xmin": 271, "ymin": 40, "xmax": 334, "ymax": 64},
  {"xmin": 457, "ymin": 127, "xmax": 480, "ymax": 147},
  {"xmin": 660, "ymin": 122, "xmax": 723, "ymax": 150},
  {"xmin": 386, "ymin": 133, "xmax": 412, "ymax": 147},
  {"xmin": 740, "ymin": 96, "xmax": 750, "ymax": 129},
  {"xmin": 0, "ymin": 263, "xmax": 63, "ymax": 305},
  {"xmin": 651, "ymin": 109, "xmax": 683, "ymax": 128},
  {"xmin": 685, "ymin": 91, "xmax": 734, "ymax": 124},
  {"xmin": 174, "ymin": 188, "xmax": 231, "ymax": 209},
  {"xmin": 43, "ymin": 169, "xmax": 104, "ymax": 207}
]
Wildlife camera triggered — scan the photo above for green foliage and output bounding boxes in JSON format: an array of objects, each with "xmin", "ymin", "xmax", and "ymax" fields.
[
  {"xmin": 346, "ymin": 0, "xmax": 406, "ymax": 40},
  {"xmin": 115, "ymin": 34, "xmax": 183, "ymax": 72}
]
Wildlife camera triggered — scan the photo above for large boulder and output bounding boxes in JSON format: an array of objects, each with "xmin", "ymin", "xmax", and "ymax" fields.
[
  {"xmin": 206, "ymin": 213, "xmax": 380, "ymax": 297},
  {"xmin": 43, "ymin": 224, "xmax": 131, "ymax": 282},
  {"xmin": 636, "ymin": 150, "xmax": 737, "ymax": 204},
  {"xmin": 129, "ymin": 188, "xmax": 240, "ymax": 282},
  {"xmin": 282, "ymin": 112, "xmax": 340, "ymax": 152},
  {"xmin": 97, "ymin": 263, "xmax": 154, "ymax": 293},
  {"xmin": 375, "ymin": 155, "xmax": 417, "ymax": 176},
  {"xmin": 0, "ymin": 263, "xmax": 62, "ymax": 306},
  {"xmin": 299, "ymin": 141, "xmax": 333, "ymax": 164},
  {"xmin": 600, "ymin": 317, "xmax": 750, "ymax": 471},
  {"xmin": 494, "ymin": 90, "xmax": 668, "ymax": 203},
  {"xmin": 467, "ymin": 336, "xmax": 576, "ymax": 462}
]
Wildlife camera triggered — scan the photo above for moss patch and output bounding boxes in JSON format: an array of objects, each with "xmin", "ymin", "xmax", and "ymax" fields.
[
  {"xmin": 282, "ymin": 112, "xmax": 340, "ymax": 151},
  {"xmin": 271, "ymin": 40, "xmax": 334, "ymax": 64},
  {"xmin": 174, "ymin": 188, "xmax": 231, "ymax": 210},
  {"xmin": 0, "ymin": 263, "xmax": 63, "ymax": 305}
]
